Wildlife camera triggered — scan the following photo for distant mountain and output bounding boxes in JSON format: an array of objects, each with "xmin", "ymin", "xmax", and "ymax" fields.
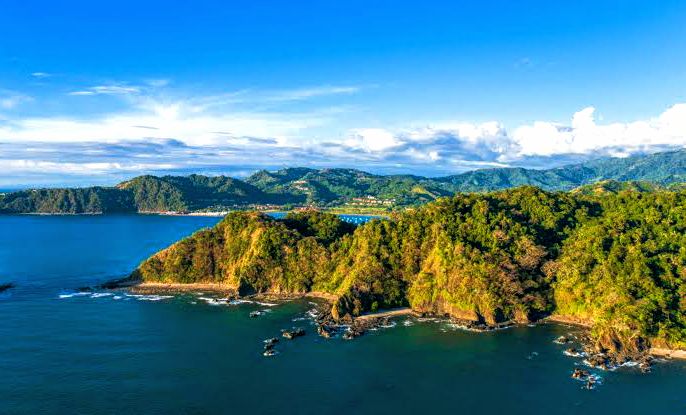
[
  {"xmin": 3, "ymin": 149, "xmax": 686, "ymax": 214},
  {"xmin": 116, "ymin": 174, "xmax": 293, "ymax": 212},
  {"xmin": 440, "ymin": 149, "xmax": 686, "ymax": 191},
  {"xmin": 0, "ymin": 187, "xmax": 135, "ymax": 214},
  {"xmin": 245, "ymin": 167, "xmax": 451, "ymax": 205}
]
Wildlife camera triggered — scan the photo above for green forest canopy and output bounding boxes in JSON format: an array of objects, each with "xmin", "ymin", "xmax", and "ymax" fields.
[{"xmin": 133, "ymin": 186, "xmax": 686, "ymax": 353}]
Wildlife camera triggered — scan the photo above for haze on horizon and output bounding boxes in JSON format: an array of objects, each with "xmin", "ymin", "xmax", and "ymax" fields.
[{"xmin": 1, "ymin": 0, "xmax": 686, "ymax": 187}]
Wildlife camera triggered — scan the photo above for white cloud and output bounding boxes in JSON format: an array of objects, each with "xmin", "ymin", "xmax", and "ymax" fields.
[
  {"xmin": 510, "ymin": 104, "xmax": 686, "ymax": 158},
  {"xmin": 0, "ymin": 159, "xmax": 179, "ymax": 175},
  {"xmin": 31, "ymin": 72, "xmax": 52, "ymax": 79},
  {"xmin": 265, "ymin": 85, "xmax": 361, "ymax": 102},
  {"xmin": 146, "ymin": 79, "xmax": 170, "ymax": 88},
  {"xmin": 68, "ymin": 85, "xmax": 141, "ymax": 96},
  {"xmin": 345, "ymin": 128, "xmax": 402, "ymax": 152},
  {"xmin": 0, "ymin": 93, "xmax": 32, "ymax": 110},
  {"xmin": 2, "ymin": 76, "xmax": 686, "ymax": 181}
]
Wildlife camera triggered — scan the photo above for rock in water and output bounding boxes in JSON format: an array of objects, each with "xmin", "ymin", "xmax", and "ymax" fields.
[
  {"xmin": 317, "ymin": 324, "xmax": 335, "ymax": 338},
  {"xmin": 282, "ymin": 327, "xmax": 305, "ymax": 340},
  {"xmin": 571, "ymin": 368, "xmax": 590, "ymax": 379},
  {"xmin": 264, "ymin": 337, "xmax": 279, "ymax": 346},
  {"xmin": 554, "ymin": 335, "xmax": 570, "ymax": 344}
]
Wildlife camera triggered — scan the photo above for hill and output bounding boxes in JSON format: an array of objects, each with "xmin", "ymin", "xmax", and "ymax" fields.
[
  {"xmin": 131, "ymin": 186, "xmax": 686, "ymax": 358},
  {"xmin": 440, "ymin": 149, "xmax": 686, "ymax": 191},
  {"xmin": 0, "ymin": 187, "xmax": 135, "ymax": 214},
  {"xmin": 3, "ymin": 148, "xmax": 686, "ymax": 213},
  {"xmin": 245, "ymin": 167, "xmax": 451, "ymax": 206},
  {"xmin": 116, "ymin": 174, "xmax": 291, "ymax": 212}
]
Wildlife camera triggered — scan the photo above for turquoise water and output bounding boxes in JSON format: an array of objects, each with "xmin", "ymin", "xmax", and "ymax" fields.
[{"xmin": 0, "ymin": 215, "xmax": 684, "ymax": 414}]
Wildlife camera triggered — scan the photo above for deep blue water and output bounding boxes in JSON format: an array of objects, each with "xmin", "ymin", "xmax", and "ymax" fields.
[{"xmin": 0, "ymin": 215, "xmax": 685, "ymax": 415}]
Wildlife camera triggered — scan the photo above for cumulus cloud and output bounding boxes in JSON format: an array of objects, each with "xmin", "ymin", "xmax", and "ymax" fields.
[
  {"xmin": 510, "ymin": 104, "xmax": 686, "ymax": 158},
  {"xmin": 324, "ymin": 104, "xmax": 686, "ymax": 169},
  {"xmin": 345, "ymin": 128, "xmax": 402, "ymax": 152}
]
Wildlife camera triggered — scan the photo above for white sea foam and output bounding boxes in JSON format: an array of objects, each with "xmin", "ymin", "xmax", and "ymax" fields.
[
  {"xmin": 564, "ymin": 350, "xmax": 587, "ymax": 358},
  {"xmin": 379, "ymin": 321, "xmax": 397, "ymax": 329},
  {"xmin": 132, "ymin": 294, "xmax": 173, "ymax": 302},
  {"xmin": 255, "ymin": 301, "xmax": 278, "ymax": 307},
  {"xmin": 229, "ymin": 299, "xmax": 252, "ymax": 305},
  {"xmin": 90, "ymin": 292, "xmax": 113, "ymax": 298},
  {"xmin": 199, "ymin": 297, "xmax": 228, "ymax": 305},
  {"xmin": 58, "ymin": 291, "xmax": 90, "ymax": 299},
  {"xmin": 619, "ymin": 361, "xmax": 639, "ymax": 368},
  {"xmin": 443, "ymin": 323, "xmax": 482, "ymax": 332}
]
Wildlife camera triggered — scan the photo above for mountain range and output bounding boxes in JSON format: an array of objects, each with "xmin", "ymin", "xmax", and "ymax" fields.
[{"xmin": 2, "ymin": 149, "xmax": 686, "ymax": 214}]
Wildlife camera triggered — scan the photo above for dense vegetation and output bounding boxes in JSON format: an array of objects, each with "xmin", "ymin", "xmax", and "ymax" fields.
[
  {"xmin": 246, "ymin": 167, "xmax": 451, "ymax": 205},
  {"xmin": 116, "ymin": 174, "xmax": 282, "ymax": 212},
  {"xmin": 438, "ymin": 149, "xmax": 686, "ymax": 192},
  {"xmin": 4, "ymin": 148, "xmax": 686, "ymax": 213},
  {"xmin": 133, "ymin": 186, "xmax": 686, "ymax": 353},
  {"xmin": 0, "ymin": 187, "xmax": 135, "ymax": 214}
]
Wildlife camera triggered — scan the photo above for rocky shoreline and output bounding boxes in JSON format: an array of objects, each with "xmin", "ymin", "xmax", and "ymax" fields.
[{"xmin": 100, "ymin": 279, "xmax": 686, "ymax": 366}]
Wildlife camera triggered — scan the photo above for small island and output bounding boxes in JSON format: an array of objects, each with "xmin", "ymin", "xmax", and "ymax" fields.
[{"xmin": 125, "ymin": 184, "xmax": 686, "ymax": 367}]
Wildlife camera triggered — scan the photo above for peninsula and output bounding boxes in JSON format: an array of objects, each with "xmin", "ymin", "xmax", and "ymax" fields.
[{"xmin": 127, "ymin": 184, "xmax": 686, "ymax": 364}]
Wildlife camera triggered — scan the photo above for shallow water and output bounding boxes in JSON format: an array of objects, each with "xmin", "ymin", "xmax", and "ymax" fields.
[{"xmin": 1, "ymin": 215, "xmax": 685, "ymax": 414}]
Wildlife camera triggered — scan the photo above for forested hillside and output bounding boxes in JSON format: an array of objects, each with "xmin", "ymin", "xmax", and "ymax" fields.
[
  {"xmin": 132, "ymin": 186, "xmax": 686, "ymax": 354},
  {"xmin": 0, "ymin": 187, "xmax": 135, "ymax": 214},
  {"xmin": 3, "ymin": 149, "xmax": 686, "ymax": 213}
]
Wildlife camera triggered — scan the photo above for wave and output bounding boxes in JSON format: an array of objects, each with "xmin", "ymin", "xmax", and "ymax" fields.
[
  {"xmin": 136, "ymin": 295, "xmax": 173, "ymax": 301},
  {"xmin": 58, "ymin": 291, "xmax": 91, "ymax": 299},
  {"xmin": 90, "ymin": 292, "xmax": 113, "ymax": 298},
  {"xmin": 198, "ymin": 296, "xmax": 229, "ymax": 306},
  {"xmin": 254, "ymin": 301, "xmax": 278, "ymax": 307}
]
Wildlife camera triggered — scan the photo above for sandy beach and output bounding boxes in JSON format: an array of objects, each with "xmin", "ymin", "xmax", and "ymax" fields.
[{"xmin": 356, "ymin": 307, "xmax": 415, "ymax": 321}]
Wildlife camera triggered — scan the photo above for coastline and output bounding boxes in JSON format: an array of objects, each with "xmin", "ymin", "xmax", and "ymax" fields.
[
  {"xmin": 113, "ymin": 281, "xmax": 686, "ymax": 360},
  {"xmin": 649, "ymin": 348, "xmax": 686, "ymax": 359},
  {"xmin": 356, "ymin": 307, "xmax": 415, "ymax": 321},
  {"xmin": 127, "ymin": 281, "xmax": 238, "ymax": 295},
  {"xmin": 547, "ymin": 315, "xmax": 686, "ymax": 359},
  {"xmin": 9, "ymin": 209, "xmax": 394, "ymax": 218},
  {"xmin": 125, "ymin": 281, "xmax": 339, "ymax": 302}
]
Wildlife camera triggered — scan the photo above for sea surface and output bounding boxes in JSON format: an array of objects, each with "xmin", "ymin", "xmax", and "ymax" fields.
[{"xmin": 0, "ymin": 214, "xmax": 684, "ymax": 415}]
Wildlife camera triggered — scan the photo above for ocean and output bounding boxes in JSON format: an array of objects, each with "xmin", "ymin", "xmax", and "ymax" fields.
[{"xmin": 0, "ymin": 214, "xmax": 684, "ymax": 414}]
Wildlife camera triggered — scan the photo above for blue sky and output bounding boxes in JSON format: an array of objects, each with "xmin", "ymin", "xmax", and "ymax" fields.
[{"xmin": 1, "ymin": 0, "xmax": 686, "ymax": 186}]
